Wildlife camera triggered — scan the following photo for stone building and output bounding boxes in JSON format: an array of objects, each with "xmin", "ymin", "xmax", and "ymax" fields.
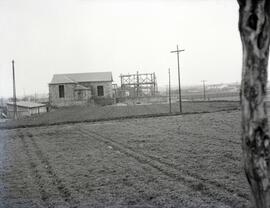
[{"xmin": 49, "ymin": 72, "xmax": 113, "ymax": 107}]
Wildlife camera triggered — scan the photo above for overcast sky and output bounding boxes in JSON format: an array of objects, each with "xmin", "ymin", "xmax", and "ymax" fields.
[{"xmin": 0, "ymin": 0, "xmax": 242, "ymax": 97}]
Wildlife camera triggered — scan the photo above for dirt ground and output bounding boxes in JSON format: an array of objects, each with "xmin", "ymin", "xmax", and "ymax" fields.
[{"xmin": 0, "ymin": 110, "xmax": 251, "ymax": 208}]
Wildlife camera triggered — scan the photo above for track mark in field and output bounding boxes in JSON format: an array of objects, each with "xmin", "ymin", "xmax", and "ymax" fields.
[
  {"xmin": 77, "ymin": 127, "xmax": 248, "ymax": 208},
  {"xmin": 25, "ymin": 132, "xmax": 79, "ymax": 208},
  {"xmin": 87, "ymin": 123, "xmax": 243, "ymax": 197},
  {"xmin": 18, "ymin": 132, "xmax": 52, "ymax": 208},
  {"xmin": 18, "ymin": 130, "xmax": 78, "ymax": 208}
]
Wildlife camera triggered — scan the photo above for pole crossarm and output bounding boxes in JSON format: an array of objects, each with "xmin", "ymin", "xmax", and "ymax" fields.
[{"xmin": 170, "ymin": 49, "xmax": 185, "ymax": 53}]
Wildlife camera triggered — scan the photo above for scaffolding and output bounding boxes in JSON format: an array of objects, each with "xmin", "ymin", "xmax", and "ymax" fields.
[{"xmin": 120, "ymin": 71, "xmax": 157, "ymax": 97}]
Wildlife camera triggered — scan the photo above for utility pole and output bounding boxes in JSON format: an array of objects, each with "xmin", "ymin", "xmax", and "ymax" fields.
[
  {"xmin": 136, "ymin": 71, "xmax": 139, "ymax": 97},
  {"xmin": 12, "ymin": 60, "xmax": 17, "ymax": 120},
  {"xmin": 171, "ymin": 45, "xmax": 185, "ymax": 113},
  {"xmin": 168, "ymin": 68, "xmax": 172, "ymax": 114},
  {"xmin": 153, "ymin": 72, "xmax": 156, "ymax": 96},
  {"xmin": 202, "ymin": 80, "xmax": 206, "ymax": 100}
]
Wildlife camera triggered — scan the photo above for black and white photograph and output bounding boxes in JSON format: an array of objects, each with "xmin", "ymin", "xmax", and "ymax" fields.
[{"xmin": 0, "ymin": 0, "xmax": 270, "ymax": 207}]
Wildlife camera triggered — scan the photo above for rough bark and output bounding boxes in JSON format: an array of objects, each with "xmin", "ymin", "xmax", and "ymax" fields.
[{"xmin": 238, "ymin": 0, "xmax": 270, "ymax": 207}]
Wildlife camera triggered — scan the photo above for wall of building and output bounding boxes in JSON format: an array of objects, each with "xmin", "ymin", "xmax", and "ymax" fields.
[
  {"xmin": 74, "ymin": 89, "xmax": 91, "ymax": 101},
  {"xmin": 79, "ymin": 81, "xmax": 113, "ymax": 98},
  {"xmin": 49, "ymin": 83, "xmax": 76, "ymax": 107},
  {"xmin": 49, "ymin": 81, "xmax": 113, "ymax": 107},
  {"xmin": 80, "ymin": 81, "xmax": 113, "ymax": 106},
  {"xmin": 49, "ymin": 83, "xmax": 92, "ymax": 107}
]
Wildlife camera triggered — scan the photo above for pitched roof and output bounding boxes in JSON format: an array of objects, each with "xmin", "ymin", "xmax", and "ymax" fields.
[
  {"xmin": 49, "ymin": 72, "xmax": 113, "ymax": 84},
  {"xmin": 7, "ymin": 101, "xmax": 46, "ymax": 108}
]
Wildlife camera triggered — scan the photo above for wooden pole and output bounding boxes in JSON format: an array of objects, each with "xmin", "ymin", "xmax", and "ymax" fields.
[
  {"xmin": 12, "ymin": 60, "xmax": 17, "ymax": 120},
  {"xmin": 171, "ymin": 45, "xmax": 185, "ymax": 113},
  {"xmin": 238, "ymin": 0, "xmax": 270, "ymax": 207},
  {"xmin": 168, "ymin": 68, "xmax": 172, "ymax": 114},
  {"xmin": 153, "ymin": 72, "xmax": 156, "ymax": 96},
  {"xmin": 202, "ymin": 80, "xmax": 206, "ymax": 100},
  {"xmin": 136, "ymin": 71, "xmax": 139, "ymax": 97},
  {"xmin": 176, "ymin": 45, "xmax": 182, "ymax": 113}
]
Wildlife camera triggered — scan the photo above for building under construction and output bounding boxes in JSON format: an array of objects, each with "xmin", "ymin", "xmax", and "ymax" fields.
[{"xmin": 120, "ymin": 71, "xmax": 157, "ymax": 97}]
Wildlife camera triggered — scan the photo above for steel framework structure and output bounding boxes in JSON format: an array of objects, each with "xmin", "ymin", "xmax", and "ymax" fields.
[{"xmin": 120, "ymin": 71, "xmax": 157, "ymax": 97}]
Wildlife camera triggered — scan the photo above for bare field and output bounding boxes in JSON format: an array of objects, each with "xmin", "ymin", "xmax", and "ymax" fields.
[
  {"xmin": 0, "ymin": 110, "xmax": 253, "ymax": 208},
  {"xmin": 0, "ymin": 101, "xmax": 239, "ymax": 129}
]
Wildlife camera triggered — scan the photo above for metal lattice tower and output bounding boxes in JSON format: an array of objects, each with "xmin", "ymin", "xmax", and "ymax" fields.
[{"xmin": 120, "ymin": 71, "xmax": 157, "ymax": 97}]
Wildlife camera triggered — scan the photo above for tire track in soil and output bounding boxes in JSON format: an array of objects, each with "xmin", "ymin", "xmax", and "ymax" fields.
[
  {"xmin": 114, "ymin": 128, "xmax": 241, "ymax": 170},
  {"xmin": 113, "ymin": 112, "xmax": 240, "ymax": 148},
  {"xmin": 30, "ymin": 129, "xmax": 158, "ymax": 208},
  {"xmin": 93, "ymin": 122, "xmax": 243, "ymax": 195},
  {"xmin": 26, "ymin": 132, "xmax": 79, "ymax": 208},
  {"xmin": 73, "ymin": 130, "xmax": 189, "ymax": 208},
  {"xmin": 18, "ymin": 132, "xmax": 53, "ymax": 208},
  {"xmin": 19, "ymin": 130, "xmax": 78, "ymax": 208},
  {"xmin": 77, "ymin": 127, "xmax": 249, "ymax": 208}
]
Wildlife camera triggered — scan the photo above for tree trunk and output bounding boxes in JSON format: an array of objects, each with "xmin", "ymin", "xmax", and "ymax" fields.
[{"xmin": 238, "ymin": 0, "xmax": 270, "ymax": 207}]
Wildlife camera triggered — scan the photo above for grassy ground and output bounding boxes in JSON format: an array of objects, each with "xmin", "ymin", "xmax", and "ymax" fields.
[
  {"xmin": 1, "ymin": 101, "xmax": 239, "ymax": 129},
  {"xmin": 0, "ymin": 110, "xmax": 252, "ymax": 208}
]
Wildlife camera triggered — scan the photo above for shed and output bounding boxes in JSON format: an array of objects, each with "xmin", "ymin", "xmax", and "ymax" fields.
[{"xmin": 7, "ymin": 101, "xmax": 47, "ymax": 118}]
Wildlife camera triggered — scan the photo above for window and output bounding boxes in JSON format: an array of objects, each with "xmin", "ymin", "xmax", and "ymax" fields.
[
  {"xmin": 59, "ymin": 85, "xmax": 65, "ymax": 98},
  {"xmin": 97, "ymin": 86, "xmax": 104, "ymax": 96}
]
